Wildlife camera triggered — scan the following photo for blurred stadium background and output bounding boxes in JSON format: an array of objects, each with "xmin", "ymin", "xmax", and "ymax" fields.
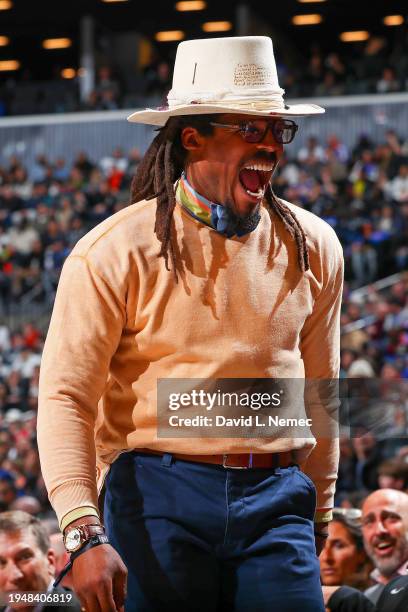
[{"xmin": 0, "ymin": 0, "xmax": 406, "ymax": 519}]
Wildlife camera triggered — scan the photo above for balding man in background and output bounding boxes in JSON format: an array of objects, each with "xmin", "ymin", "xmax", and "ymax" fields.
[
  {"xmin": 361, "ymin": 489, "xmax": 408, "ymax": 604},
  {"xmin": 0, "ymin": 511, "xmax": 80, "ymax": 611},
  {"xmin": 10, "ymin": 497, "xmax": 41, "ymax": 517}
]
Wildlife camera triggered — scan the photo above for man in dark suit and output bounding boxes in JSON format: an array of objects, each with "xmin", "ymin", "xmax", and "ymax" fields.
[
  {"xmin": 375, "ymin": 575, "xmax": 408, "ymax": 612},
  {"xmin": 0, "ymin": 511, "xmax": 81, "ymax": 611}
]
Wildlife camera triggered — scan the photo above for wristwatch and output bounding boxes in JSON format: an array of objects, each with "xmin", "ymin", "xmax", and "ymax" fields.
[{"xmin": 63, "ymin": 523, "xmax": 106, "ymax": 553}]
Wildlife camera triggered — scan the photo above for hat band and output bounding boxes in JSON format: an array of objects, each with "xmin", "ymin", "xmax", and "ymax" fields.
[{"xmin": 167, "ymin": 88, "xmax": 286, "ymax": 110}]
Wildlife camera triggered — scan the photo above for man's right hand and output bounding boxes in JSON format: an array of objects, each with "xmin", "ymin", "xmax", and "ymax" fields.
[{"xmin": 71, "ymin": 543, "xmax": 128, "ymax": 612}]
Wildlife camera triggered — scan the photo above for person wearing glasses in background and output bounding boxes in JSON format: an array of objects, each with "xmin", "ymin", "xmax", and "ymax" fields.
[
  {"xmin": 361, "ymin": 490, "xmax": 408, "ymax": 605},
  {"xmin": 38, "ymin": 37, "xmax": 343, "ymax": 612},
  {"xmin": 320, "ymin": 508, "xmax": 374, "ymax": 611}
]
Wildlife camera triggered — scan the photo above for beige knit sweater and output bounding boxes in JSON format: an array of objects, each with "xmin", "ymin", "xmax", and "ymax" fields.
[{"xmin": 37, "ymin": 198, "xmax": 343, "ymax": 530}]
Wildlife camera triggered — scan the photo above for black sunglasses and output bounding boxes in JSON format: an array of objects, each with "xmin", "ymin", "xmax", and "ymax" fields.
[{"xmin": 209, "ymin": 118, "xmax": 298, "ymax": 145}]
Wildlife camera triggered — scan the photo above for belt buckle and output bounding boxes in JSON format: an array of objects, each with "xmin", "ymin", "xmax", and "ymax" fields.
[{"xmin": 222, "ymin": 453, "xmax": 253, "ymax": 469}]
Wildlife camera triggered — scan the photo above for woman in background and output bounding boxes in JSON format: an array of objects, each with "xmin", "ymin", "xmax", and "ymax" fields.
[{"xmin": 320, "ymin": 508, "xmax": 374, "ymax": 611}]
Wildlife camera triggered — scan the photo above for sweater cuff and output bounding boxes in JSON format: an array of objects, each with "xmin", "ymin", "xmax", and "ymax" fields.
[{"xmin": 60, "ymin": 506, "xmax": 100, "ymax": 532}]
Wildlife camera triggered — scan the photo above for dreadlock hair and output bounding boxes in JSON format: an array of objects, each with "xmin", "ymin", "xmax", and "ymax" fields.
[
  {"xmin": 130, "ymin": 115, "xmax": 309, "ymax": 280},
  {"xmin": 265, "ymin": 185, "xmax": 309, "ymax": 272}
]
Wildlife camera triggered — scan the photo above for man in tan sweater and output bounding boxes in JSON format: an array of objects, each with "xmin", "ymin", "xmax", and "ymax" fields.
[{"xmin": 38, "ymin": 37, "xmax": 343, "ymax": 611}]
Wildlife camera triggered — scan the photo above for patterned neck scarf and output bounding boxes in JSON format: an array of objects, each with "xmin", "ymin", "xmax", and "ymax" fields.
[{"xmin": 176, "ymin": 172, "xmax": 261, "ymax": 238}]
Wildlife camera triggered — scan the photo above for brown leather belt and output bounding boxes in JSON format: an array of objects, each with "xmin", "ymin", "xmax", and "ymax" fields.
[{"xmin": 137, "ymin": 449, "xmax": 297, "ymax": 469}]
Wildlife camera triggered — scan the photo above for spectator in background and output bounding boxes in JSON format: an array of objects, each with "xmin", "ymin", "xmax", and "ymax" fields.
[
  {"xmin": 315, "ymin": 70, "xmax": 346, "ymax": 97},
  {"xmin": 377, "ymin": 459, "xmax": 408, "ymax": 492},
  {"xmin": 356, "ymin": 37, "xmax": 387, "ymax": 93},
  {"xmin": 8, "ymin": 218, "xmax": 39, "ymax": 264},
  {"xmin": 48, "ymin": 532, "xmax": 73, "ymax": 590},
  {"xmin": 384, "ymin": 164, "xmax": 408, "ymax": 203},
  {"xmin": 326, "ymin": 134, "xmax": 349, "ymax": 165},
  {"xmin": 41, "ymin": 518, "xmax": 73, "ymax": 589},
  {"xmin": 376, "ymin": 67, "xmax": 400, "ymax": 94},
  {"xmin": 297, "ymin": 135, "xmax": 325, "ymax": 165},
  {"xmin": 350, "ymin": 241, "xmax": 378, "ymax": 287},
  {"xmin": 324, "ymin": 587, "xmax": 374, "ymax": 612},
  {"xmin": 123, "ymin": 148, "xmax": 142, "ymax": 189},
  {"xmin": 10, "ymin": 496, "xmax": 41, "ymax": 516},
  {"xmin": 322, "ymin": 508, "xmax": 374, "ymax": 610},
  {"xmin": 21, "ymin": 324, "xmax": 41, "ymax": 351},
  {"xmin": 73, "ymin": 152, "xmax": 94, "ymax": 182},
  {"xmin": 325, "ymin": 53, "xmax": 347, "ymax": 90},
  {"xmin": 347, "ymin": 357, "xmax": 376, "ymax": 378},
  {"xmin": 374, "ymin": 574, "xmax": 408, "ymax": 611},
  {"xmin": 11, "ymin": 348, "xmax": 41, "ymax": 381},
  {"xmin": 81, "ymin": 90, "xmax": 100, "ymax": 112},
  {"xmin": 383, "ymin": 131, "xmax": 403, "ymax": 178},
  {"xmin": 0, "ymin": 473, "xmax": 17, "ymax": 511},
  {"xmin": 305, "ymin": 44, "xmax": 324, "ymax": 94},
  {"xmin": 0, "ymin": 511, "xmax": 81, "ymax": 611},
  {"xmin": 352, "ymin": 135, "xmax": 375, "ymax": 162},
  {"xmin": 52, "ymin": 158, "xmax": 70, "ymax": 183},
  {"xmin": 0, "ymin": 326, "xmax": 10, "ymax": 353},
  {"xmin": 99, "ymin": 88, "xmax": 119, "ymax": 111},
  {"xmin": 349, "ymin": 150, "xmax": 379, "ymax": 184},
  {"xmin": 99, "ymin": 147, "xmax": 128, "ymax": 192},
  {"xmin": 0, "ymin": 433, "xmax": 11, "ymax": 466},
  {"xmin": 29, "ymin": 155, "xmax": 49, "ymax": 184},
  {"xmin": 351, "ymin": 433, "xmax": 385, "ymax": 492},
  {"xmin": 94, "ymin": 66, "xmax": 120, "ymax": 108},
  {"xmin": 361, "ymin": 490, "xmax": 408, "ymax": 604},
  {"xmin": 320, "ymin": 508, "xmax": 373, "ymax": 590},
  {"xmin": 143, "ymin": 59, "xmax": 172, "ymax": 98}
]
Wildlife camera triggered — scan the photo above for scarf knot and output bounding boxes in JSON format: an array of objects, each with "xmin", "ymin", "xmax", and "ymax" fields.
[{"xmin": 176, "ymin": 173, "xmax": 261, "ymax": 238}]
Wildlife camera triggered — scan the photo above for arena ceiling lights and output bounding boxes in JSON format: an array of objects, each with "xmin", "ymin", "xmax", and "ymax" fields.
[
  {"xmin": 0, "ymin": 59, "xmax": 19, "ymax": 71},
  {"xmin": 383, "ymin": 15, "xmax": 404, "ymax": 26},
  {"xmin": 297, "ymin": 0, "xmax": 327, "ymax": 3},
  {"xmin": 292, "ymin": 14, "xmax": 323, "ymax": 25},
  {"xmin": 61, "ymin": 68, "xmax": 76, "ymax": 79},
  {"xmin": 0, "ymin": 0, "xmax": 12, "ymax": 10},
  {"xmin": 42, "ymin": 38, "xmax": 72, "ymax": 50},
  {"xmin": 176, "ymin": 1, "xmax": 207, "ymax": 11},
  {"xmin": 155, "ymin": 30, "xmax": 185, "ymax": 42},
  {"xmin": 340, "ymin": 31, "xmax": 369, "ymax": 42},
  {"xmin": 202, "ymin": 21, "xmax": 232, "ymax": 32}
]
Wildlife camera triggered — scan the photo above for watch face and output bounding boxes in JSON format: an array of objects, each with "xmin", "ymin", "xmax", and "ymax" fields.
[{"xmin": 65, "ymin": 528, "xmax": 82, "ymax": 552}]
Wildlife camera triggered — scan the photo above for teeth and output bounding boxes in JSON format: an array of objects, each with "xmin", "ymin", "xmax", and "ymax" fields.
[
  {"xmin": 245, "ymin": 187, "xmax": 265, "ymax": 198},
  {"xmin": 377, "ymin": 542, "xmax": 392, "ymax": 549},
  {"xmin": 244, "ymin": 164, "xmax": 274, "ymax": 172}
]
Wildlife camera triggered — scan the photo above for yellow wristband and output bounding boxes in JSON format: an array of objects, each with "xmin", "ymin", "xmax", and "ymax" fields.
[{"xmin": 60, "ymin": 506, "xmax": 100, "ymax": 532}]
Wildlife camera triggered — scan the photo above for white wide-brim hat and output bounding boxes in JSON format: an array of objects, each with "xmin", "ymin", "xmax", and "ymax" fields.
[{"xmin": 128, "ymin": 36, "xmax": 324, "ymax": 126}]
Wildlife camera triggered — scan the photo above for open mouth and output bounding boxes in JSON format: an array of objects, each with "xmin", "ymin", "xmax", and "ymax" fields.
[
  {"xmin": 239, "ymin": 159, "xmax": 276, "ymax": 199},
  {"xmin": 375, "ymin": 540, "xmax": 395, "ymax": 556}
]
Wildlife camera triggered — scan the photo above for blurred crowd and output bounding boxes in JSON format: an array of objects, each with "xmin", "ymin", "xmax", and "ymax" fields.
[
  {"xmin": 274, "ymin": 128, "xmax": 408, "ymax": 286},
  {"xmin": 282, "ymin": 37, "xmax": 408, "ymax": 99},
  {"xmin": 0, "ymin": 129, "xmax": 407, "ymax": 318},
  {"xmin": 0, "ymin": 147, "xmax": 141, "ymax": 313},
  {"xmin": 0, "ymin": 128, "xmax": 406, "ymax": 610},
  {"xmin": 1, "ymin": 34, "xmax": 408, "ymax": 117}
]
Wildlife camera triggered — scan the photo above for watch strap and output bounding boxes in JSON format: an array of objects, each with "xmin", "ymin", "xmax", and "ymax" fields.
[
  {"xmin": 71, "ymin": 534, "xmax": 109, "ymax": 561},
  {"xmin": 81, "ymin": 524, "xmax": 105, "ymax": 539}
]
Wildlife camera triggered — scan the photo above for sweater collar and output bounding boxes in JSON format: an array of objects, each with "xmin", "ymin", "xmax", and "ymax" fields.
[{"xmin": 176, "ymin": 172, "xmax": 261, "ymax": 238}]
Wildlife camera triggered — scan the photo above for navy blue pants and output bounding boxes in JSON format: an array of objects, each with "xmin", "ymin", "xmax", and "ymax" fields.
[{"xmin": 104, "ymin": 452, "xmax": 324, "ymax": 612}]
